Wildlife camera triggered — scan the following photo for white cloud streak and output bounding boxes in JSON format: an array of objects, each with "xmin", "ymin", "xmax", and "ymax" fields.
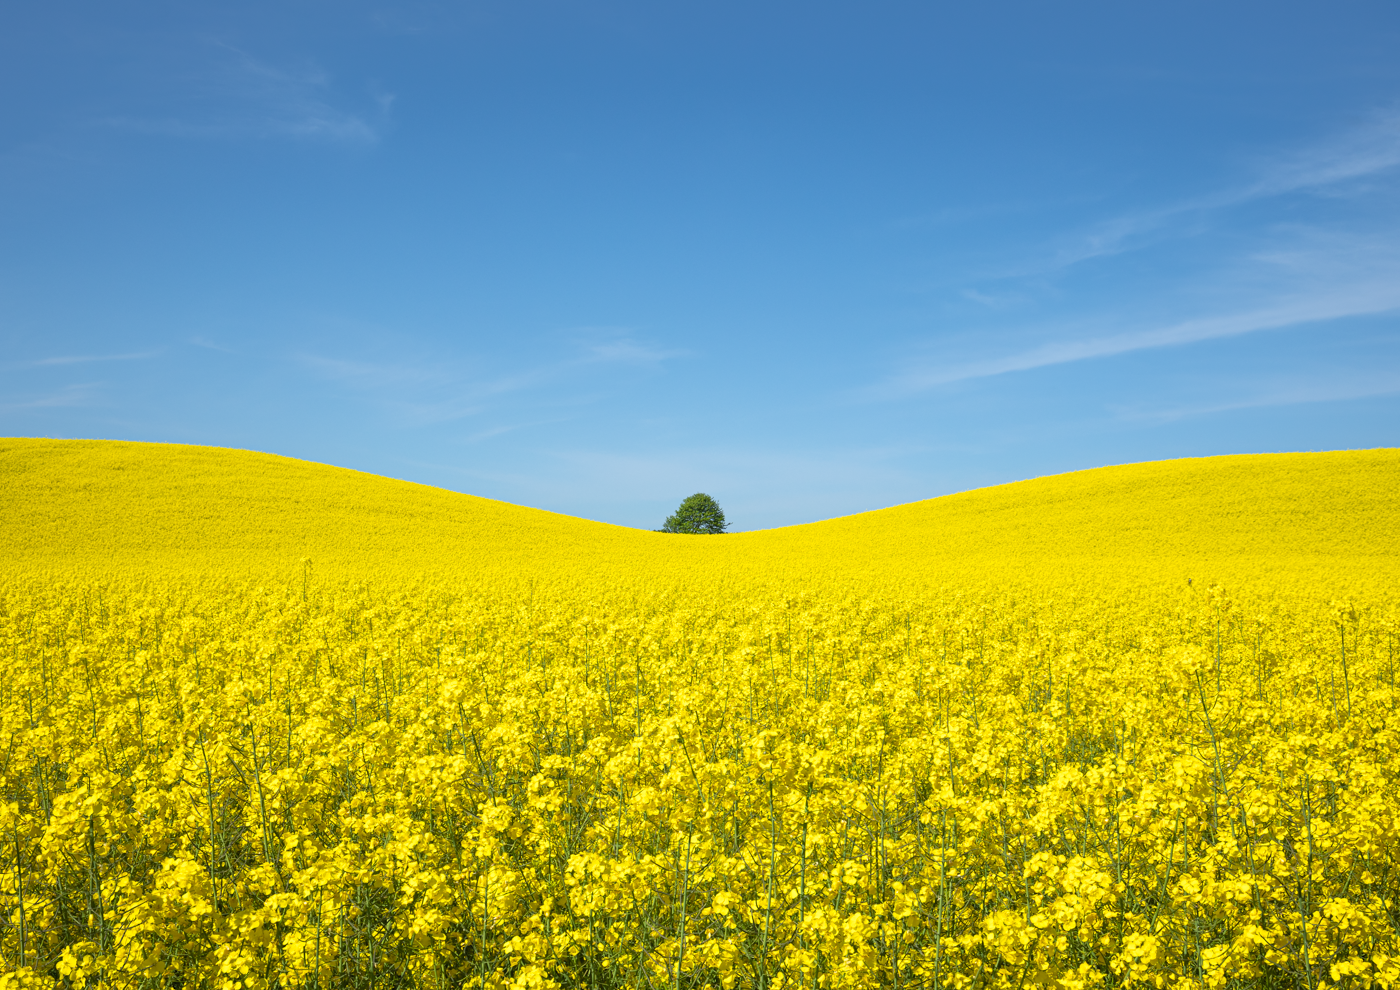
[
  {"xmin": 6, "ymin": 351, "xmax": 158, "ymax": 369},
  {"xmin": 105, "ymin": 47, "xmax": 385, "ymax": 144},
  {"xmin": 22, "ymin": 352, "xmax": 156, "ymax": 366},
  {"xmin": 583, "ymin": 339, "xmax": 687, "ymax": 364},
  {"xmin": 882, "ymin": 279, "xmax": 1400, "ymax": 395},
  {"xmin": 189, "ymin": 336, "xmax": 236, "ymax": 354},
  {"xmin": 1, "ymin": 384, "xmax": 100, "ymax": 410},
  {"xmin": 875, "ymin": 109, "xmax": 1400, "ymax": 398},
  {"xmin": 298, "ymin": 333, "xmax": 686, "ymax": 427},
  {"xmin": 1114, "ymin": 374, "xmax": 1400, "ymax": 424},
  {"xmin": 1249, "ymin": 107, "xmax": 1400, "ymax": 197},
  {"xmin": 1034, "ymin": 108, "xmax": 1400, "ymax": 274}
]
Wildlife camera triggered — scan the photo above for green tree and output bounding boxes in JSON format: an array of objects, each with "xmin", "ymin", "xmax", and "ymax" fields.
[{"xmin": 659, "ymin": 493, "xmax": 727, "ymax": 534}]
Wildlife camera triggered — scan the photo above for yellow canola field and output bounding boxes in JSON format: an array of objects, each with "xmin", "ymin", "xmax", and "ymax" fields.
[
  {"xmin": 5, "ymin": 439, "xmax": 1399, "ymax": 588},
  {"xmin": 1, "ymin": 439, "xmax": 1399, "ymax": 990}
]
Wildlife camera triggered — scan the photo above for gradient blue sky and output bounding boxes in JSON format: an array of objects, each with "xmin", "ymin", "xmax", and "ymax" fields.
[{"xmin": 4, "ymin": 1, "xmax": 1399, "ymax": 530}]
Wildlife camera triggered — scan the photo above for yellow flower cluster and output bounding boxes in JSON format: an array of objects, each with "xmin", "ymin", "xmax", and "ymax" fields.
[{"xmin": 0, "ymin": 439, "xmax": 1397, "ymax": 989}]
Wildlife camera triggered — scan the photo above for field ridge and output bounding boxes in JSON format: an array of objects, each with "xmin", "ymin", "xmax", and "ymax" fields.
[{"xmin": 3, "ymin": 438, "xmax": 1397, "ymax": 588}]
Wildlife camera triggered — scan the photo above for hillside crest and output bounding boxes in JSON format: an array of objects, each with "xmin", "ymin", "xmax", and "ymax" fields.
[{"xmin": 3, "ymin": 438, "xmax": 1396, "ymax": 586}]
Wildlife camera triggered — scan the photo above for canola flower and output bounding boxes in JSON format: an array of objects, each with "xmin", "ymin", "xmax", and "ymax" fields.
[{"xmin": 1, "ymin": 439, "xmax": 1398, "ymax": 989}]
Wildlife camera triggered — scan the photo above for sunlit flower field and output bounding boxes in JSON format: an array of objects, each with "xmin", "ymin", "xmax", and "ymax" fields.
[{"xmin": 2, "ymin": 439, "xmax": 1398, "ymax": 990}]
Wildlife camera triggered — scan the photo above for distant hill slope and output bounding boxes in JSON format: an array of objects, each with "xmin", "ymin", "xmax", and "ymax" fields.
[
  {"xmin": 766, "ymin": 449, "xmax": 1400, "ymax": 587},
  {"xmin": 2, "ymin": 439, "xmax": 1396, "ymax": 589}
]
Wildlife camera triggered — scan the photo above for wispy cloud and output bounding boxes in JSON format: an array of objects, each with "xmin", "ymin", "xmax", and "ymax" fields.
[
  {"xmin": 462, "ymin": 423, "xmax": 532, "ymax": 444},
  {"xmin": 4, "ymin": 351, "xmax": 158, "ymax": 370},
  {"xmin": 105, "ymin": 47, "xmax": 387, "ymax": 144},
  {"xmin": 1027, "ymin": 107, "xmax": 1400, "ymax": 275},
  {"xmin": 299, "ymin": 354, "xmax": 451, "ymax": 389},
  {"xmin": 874, "ymin": 110, "xmax": 1400, "ymax": 399},
  {"xmin": 582, "ymin": 339, "xmax": 688, "ymax": 364},
  {"xmin": 962, "ymin": 288, "xmax": 1016, "ymax": 309},
  {"xmin": 1, "ymin": 383, "xmax": 100, "ymax": 410},
  {"xmin": 458, "ymin": 416, "xmax": 577, "ymax": 445},
  {"xmin": 189, "ymin": 336, "xmax": 236, "ymax": 354},
  {"xmin": 877, "ymin": 277, "xmax": 1400, "ymax": 396},
  {"xmin": 298, "ymin": 332, "xmax": 686, "ymax": 427},
  {"xmin": 1114, "ymin": 373, "xmax": 1400, "ymax": 424},
  {"xmin": 299, "ymin": 354, "xmax": 559, "ymax": 426},
  {"xmin": 1249, "ymin": 106, "xmax": 1400, "ymax": 197}
]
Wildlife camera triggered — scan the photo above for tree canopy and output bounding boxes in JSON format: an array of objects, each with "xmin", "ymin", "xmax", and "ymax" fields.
[{"xmin": 659, "ymin": 493, "xmax": 727, "ymax": 534}]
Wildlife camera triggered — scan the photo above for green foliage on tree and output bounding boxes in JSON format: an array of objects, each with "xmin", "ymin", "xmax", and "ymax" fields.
[{"xmin": 659, "ymin": 493, "xmax": 727, "ymax": 534}]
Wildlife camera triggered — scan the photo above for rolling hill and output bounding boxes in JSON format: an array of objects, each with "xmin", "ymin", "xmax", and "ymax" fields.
[{"xmin": 2, "ymin": 438, "xmax": 1396, "ymax": 588}]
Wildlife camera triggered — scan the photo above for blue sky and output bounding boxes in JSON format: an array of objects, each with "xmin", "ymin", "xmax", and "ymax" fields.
[{"xmin": 3, "ymin": 1, "xmax": 1399, "ymax": 530}]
